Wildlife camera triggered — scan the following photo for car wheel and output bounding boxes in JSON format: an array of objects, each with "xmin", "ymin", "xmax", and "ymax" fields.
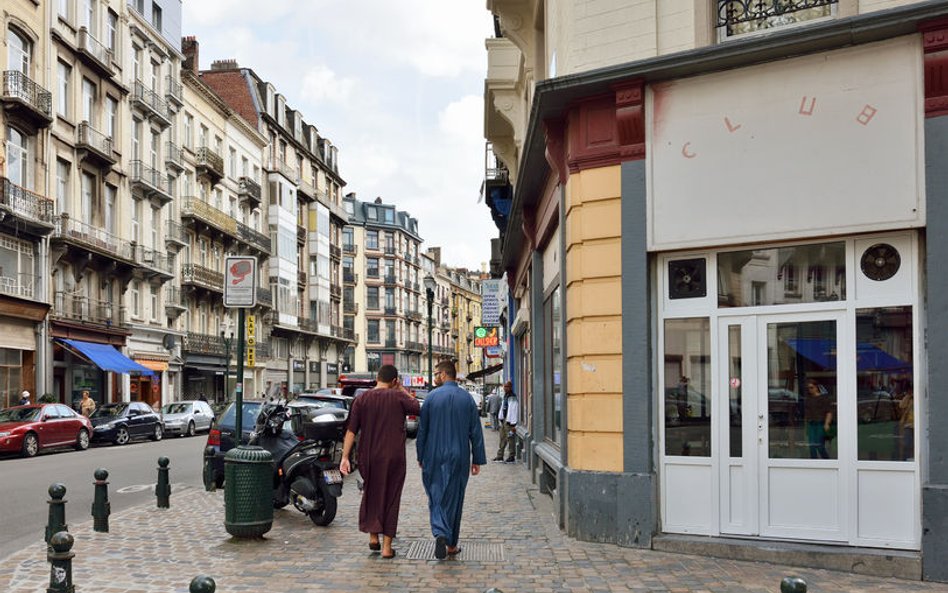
[
  {"xmin": 308, "ymin": 493, "xmax": 337, "ymax": 526},
  {"xmin": 186, "ymin": 421, "xmax": 195, "ymax": 437},
  {"xmin": 114, "ymin": 427, "xmax": 130, "ymax": 445},
  {"xmin": 21, "ymin": 432, "xmax": 39, "ymax": 457},
  {"xmin": 151, "ymin": 424, "xmax": 163, "ymax": 441},
  {"xmin": 75, "ymin": 429, "xmax": 90, "ymax": 451}
]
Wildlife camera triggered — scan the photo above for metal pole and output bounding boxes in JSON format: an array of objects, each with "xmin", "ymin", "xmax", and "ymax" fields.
[
  {"xmin": 234, "ymin": 308, "xmax": 246, "ymax": 438},
  {"xmin": 427, "ymin": 290, "xmax": 433, "ymax": 389}
]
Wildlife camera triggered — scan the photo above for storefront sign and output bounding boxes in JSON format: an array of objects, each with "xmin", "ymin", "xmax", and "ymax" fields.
[
  {"xmin": 326, "ymin": 363, "xmax": 338, "ymax": 375},
  {"xmin": 481, "ymin": 279, "xmax": 506, "ymax": 326},
  {"xmin": 474, "ymin": 326, "xmax": 500, "ymax": 348},
  {"xmin": 293, "ymin": 360, "xmax": 305, "ymax": 372},
  {"xmin": 486, "ymin": 346, "xmax": 504, "ymax": 358},
  {"xmin": 246, "ymin": 314, "xmax": 256, "ymax": 367},
  {"xmin": 224, "ymin": 256, "xmax": 257, "ymax": 307}
]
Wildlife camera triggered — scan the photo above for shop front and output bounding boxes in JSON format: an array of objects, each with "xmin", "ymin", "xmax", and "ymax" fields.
[
  {"xmin": 53, "ymin": 338, "xmax": 155, "ymax": 409},
  {"xmin": 0, "ymin": 312, "xmax": 42, "ymax": 408}
]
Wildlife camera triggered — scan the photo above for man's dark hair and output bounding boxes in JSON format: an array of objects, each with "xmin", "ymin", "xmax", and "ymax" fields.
[
  {"xmin": 377, "ymin": 364, "xmax": 399, "ymax": 383},
  {"xmin": 436, "ymin": 360, "xmax": 457, "ymax": 380}
]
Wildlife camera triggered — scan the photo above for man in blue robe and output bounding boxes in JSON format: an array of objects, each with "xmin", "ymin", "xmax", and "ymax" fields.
[{"xmin": 416, "ymin": 360, "xmax": 487, "ymax": 560}]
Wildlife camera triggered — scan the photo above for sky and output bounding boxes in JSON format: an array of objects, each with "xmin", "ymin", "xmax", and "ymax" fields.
[{"xmin": 182, "ymin": 1, "xmax": 499, "ymax": 272}]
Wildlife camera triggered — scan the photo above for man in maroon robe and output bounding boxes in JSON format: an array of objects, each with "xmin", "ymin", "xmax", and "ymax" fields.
[{"xmin": 340, "ymin": 365, "xmax": 420, "ymax": 559}]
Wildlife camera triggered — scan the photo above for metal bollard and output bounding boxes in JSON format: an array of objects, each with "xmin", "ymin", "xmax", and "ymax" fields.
[
  {"xmin": 47, "ymin": 531, "xmax": 75, "ymax": 593},
  {"xmin": 45, "ymin": 483, "xmax": 68, "ymax": 545},
  {"xmin": 780, "ymin": 576, "xmax": 807, "ymax": 593},
  {"xmin": 156, "ymin": 457, "xmax": 171, "ymax": 508},
  {"xmin": 189, "ymin": 575, "xmax": 216, "ymax": 593},
  {"xmin": 91, "ymin": 468, "xmax": 110, "ymax": 533},
  {"xmin": 203, "ymin": 446, "xmax": 217, "ymax": 492}
]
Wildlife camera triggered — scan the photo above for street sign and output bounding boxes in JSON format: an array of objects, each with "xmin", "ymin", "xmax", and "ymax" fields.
[
  {"xmin": 473, "ymin": 326, "xmax": 500, "ymax": 348},
  {"xmin": 481, "ymin": 279, "xmax": 505, "ymax": 326},
  {"xmin": 246, "ymin": 314, "xmax": 256, "ymax": 366},
  {"xmin": 224, "ymin": 256, "xmax": 257, "ymax": 307},
  {"xmin": 485, "ymin": 346, "xmax": 503, "ymax": 358}
]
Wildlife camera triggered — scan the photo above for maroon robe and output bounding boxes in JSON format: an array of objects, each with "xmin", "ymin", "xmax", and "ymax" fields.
[{"xmin": 348, "ymin": 387, "xmax": 421, "ymax": 537}]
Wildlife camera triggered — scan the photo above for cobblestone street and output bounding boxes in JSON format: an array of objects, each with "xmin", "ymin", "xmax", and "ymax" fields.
[{"xmin": 2, "ymin": 429, "xmax": 948, "ymax": 593}]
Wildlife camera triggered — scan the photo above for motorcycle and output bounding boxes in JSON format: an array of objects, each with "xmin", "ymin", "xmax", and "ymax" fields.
[{"xmin": 249, "ymin": 398, "xmax": 346, "ymax": 526}]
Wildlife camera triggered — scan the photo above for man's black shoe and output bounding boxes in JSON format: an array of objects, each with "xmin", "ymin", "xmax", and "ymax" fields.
[
  {"xmin": 505, "ymin": 457, "xmax": 515, "ymax": 463},
  {"xmin": 435, "ymin": 536, "xmax": 447, "ymax": 560},
  {"xmin": 491, "ymin": 456, "xmax": 503, "ymax": 462}
]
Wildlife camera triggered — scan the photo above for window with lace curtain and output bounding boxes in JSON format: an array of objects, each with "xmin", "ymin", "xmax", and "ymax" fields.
[{"xmin": 717, "ymin": 0, "xmax": 837, "ymax": 38}]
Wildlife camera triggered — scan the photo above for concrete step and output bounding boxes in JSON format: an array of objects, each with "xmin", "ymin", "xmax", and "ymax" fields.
[{"xmin": 651, "ymin": 533, "xmax": 921, "ymax": 580}]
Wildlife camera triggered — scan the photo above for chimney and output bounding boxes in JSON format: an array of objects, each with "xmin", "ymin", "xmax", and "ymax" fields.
[
  {"xmin": 182, "ymin": 36, "xmax": 199, "ymax": 74},
  {"xmin": 374, "ymin": 196, "xmax": 383, "ymax": 204},
  {"xmin": 427, "ymin": 247, "xmax": 442, "ymax": 267},
  {"xmin": 211, "ymin": 59, "xmax": 239, "ymax": 71}
]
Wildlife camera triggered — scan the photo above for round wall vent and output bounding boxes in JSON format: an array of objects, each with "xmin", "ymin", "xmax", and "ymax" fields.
[{"xmin": 860, "ymin": 243, "xmax": 901, "ymax": 281}]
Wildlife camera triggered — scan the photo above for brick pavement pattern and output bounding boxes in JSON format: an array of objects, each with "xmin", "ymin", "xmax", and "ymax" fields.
[{"xmin": 3, "ymin": 428, "xmax": 948, "ymax": 592}]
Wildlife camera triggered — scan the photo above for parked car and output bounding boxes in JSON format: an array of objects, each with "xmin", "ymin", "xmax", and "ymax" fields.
[
  {"xmin": 0, "ymin": 404, "xmax": 93, "ymax": 457},
  {"xmin": 161, "ymin": 400, "xmax": 215, "ymax": 437},
  {"xmin": 406, "ymin": 389, "xmax": 428, "ymax": 438},
  {"xmin": 206, "ymin": 400, "xmax": 265, "ymax": 489},
  {"xmin": 338, "ymin": 373, "xmax": 377, "ymax": 397},
  {"xmin": 90, "ymin": 402, "xmax": 163, "ymax": 445}
]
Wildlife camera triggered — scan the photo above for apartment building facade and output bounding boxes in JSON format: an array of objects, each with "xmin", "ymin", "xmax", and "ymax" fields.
[{"xmin": 483, "ymin": 0, "xmax": 948, "ymax": 581}]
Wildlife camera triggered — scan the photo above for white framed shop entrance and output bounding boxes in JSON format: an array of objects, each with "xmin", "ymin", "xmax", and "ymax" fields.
[{"xmin": 657, "ymin": 233, "xmax": 921, "ymax": 550}]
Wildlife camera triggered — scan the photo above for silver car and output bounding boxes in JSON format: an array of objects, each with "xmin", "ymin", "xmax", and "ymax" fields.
[{"xmin": 161, "ymin": 400, "xmax": 215, "ymax": 437}]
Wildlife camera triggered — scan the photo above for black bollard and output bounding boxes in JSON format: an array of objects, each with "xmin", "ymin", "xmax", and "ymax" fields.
[
  {"xmin": 203, "ymin": 446, "xmax": 217, "ymax": 492},
  {"xmin": 156, "ymin": 457, "xmax": 171, "ymax": 509},
  {"xmin": 45, "ymin": 483, "xmax": 68, "ymax": 545},
  {"xmin": 189, "ymin": 575, "xmax": 216, "ymax": 593},
  {"xmin": 91, "ymin": 468, "xmax": 110, "ymax": 532},
  {"xmin": 47, "ymin": 531, "xmax": 75, "ymax": 593},
  {"xmin": 780, "ymin": 576, "xmax": 807, "ymax": 593}
]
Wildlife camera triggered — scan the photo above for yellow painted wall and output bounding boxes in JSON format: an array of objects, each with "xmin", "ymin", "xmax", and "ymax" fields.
[{"xmin": 565, "ymin": 165, "xmax": 624, "ymax": 472}]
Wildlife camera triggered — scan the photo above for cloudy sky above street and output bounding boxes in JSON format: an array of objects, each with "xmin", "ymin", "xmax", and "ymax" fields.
[{"xmin": 182, "ymin": 1, "xmax": 498, "ymax": 271}]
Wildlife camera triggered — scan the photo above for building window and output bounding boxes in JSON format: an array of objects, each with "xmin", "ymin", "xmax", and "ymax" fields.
[
  {"xmin": 664, "ymin": 318, "xmax": 712, "ymax": 457},
  {"xmin": 5, "ymin": 127, "xmax": 30, "ymax": 189},
  {"xmin": 366, "ymin": 257, "xmax": 379, "ymax": 278},
  {"xmin": 366, "ymin": 230, "xmax": 378, "ymax": 250},
  {"xmin": 544, "ymin": 285, "xmax": 562, "ymax": 444},
  {"xmin": 58, "ymin": 0, "xmax": 70, "ymax": 21},
  {"xmin": 184, "ymin": 113, "xmax": 193, "ymax": 148},
  {"xmin": 367, "ymin": 286, "xmax": 379, "ymax": 310},
  {"xmin": 56, "ymin": 159, "xmax": 70, "ymax": 214},
  {"xmin": 107, "ymin": 9, "xmax": 118, "ymax": 53},
  {"xmin": 105, "ymin": 95, "xmax": 118, "ymax": 138},
  {"xmin": 149, "ymin": 285, "xmax": 158, "ymax": 321},
  {"xmin": 79, "ymin": 0, "xmax": 95, "ymax": 33},
  {"xmin": 104, "ymin": 185, "xmax": 116, "ymax": 233},
  {"xmin": 131, "ymin": 281, "xmax": 141, "ymax": 318},
  {"xmin": 368, "ymin": 320, "xmax": 380, "ymax": 343},
  {"xmin": 717, "ymin": 0, "xmax": 836, "ymax": 38},
  {"xmin": 80, "ymin": 172, "xmax": 95, "ymax": 225},
  {"xmin": 8, "ymin": 27, "xmax": 32, "ymax": 75},
  {"xmin": 81, "ymin": 78, "xmax": 95, "ymax": 124},
  {"xmin": 57, "ymin": 61, "xmax": 71, "ymax": 117},
  {"xmin": 366, "ymin": 207, "xmax": 377, "ymax": 221},
  {"xmin": 151, "ymin": 4, "xmax": 162, "ymax": 30}
]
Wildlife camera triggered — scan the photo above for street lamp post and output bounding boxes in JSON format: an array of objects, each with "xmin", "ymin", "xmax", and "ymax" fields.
[{"xmin": 424, "ymin": 274, "xmax": 437, "ymax": 389}]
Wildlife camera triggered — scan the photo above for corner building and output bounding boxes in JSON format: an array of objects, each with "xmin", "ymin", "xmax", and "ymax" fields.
[{"xmin": 484, "ymin": 0, "xmax": 948, "ymax": 581}]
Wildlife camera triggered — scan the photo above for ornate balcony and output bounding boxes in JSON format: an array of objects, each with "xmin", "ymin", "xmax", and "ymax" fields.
[
  {"xmin": 180, "ymin": 197, "xmax": 238, "ymax": 239},
  {"xmin": 267, "ymin": 157, "xmax": 298, "ymax": 183},
  {"xmin": 385, "ymin": 338, "xmax": 397, "ymax": 348},
  {"xmin": 164, "ymin": 286, "xmax": 187, "ymax": 317},
  {"xmin": 344, "ymin": 302, "xmax": 359, "ymax": 315},
  {"xmin": 330, "ymin": 245, "xmax": 341, "ymax": 261},
  {"xmin": 384, "ymin": 245, "xmax": 396, "ymax": 256},
  {"xmin": 343, "ymin": 270, "xmax": 357, "ymax": 284},
  {"xmin": 299, "ymin": 317, "xmax": 318, "ymax": 334},
  {"xmin": 297, "ymin": 224, "xmax": 307, "ymax": 245},
  {"xmin": 182, "ymin": 331, "xmax": 226, "ymax": 357},
  {"xmin": 76, "ymin": 122, "xmax": 115, "ymax": 167},
  {"xmin": 0, "ymin": 177, "xmax": 55, "ymax": 236},
  {"xmin": 195, "ymin": 147, "xmax": 224, "ymax": 185},
  {"xmin": 297, "ymin": 177, "xmax": 316, "ymax": 201},
  {"xmin": 131, "ymin": 81, "xmax": 170, "ymax": 128},
  {"xmin": 383, "ymin": 274, "xmax": 397, "ymax": 286},
  {"xmin": 0, "ymin": 273, "xmax": 38, "ymax": 300},
  {"xmin": 717, "ymin": 0, "xmax": 837, "ymax": 38},
  {"xmin": 165, "ymin": 142, "xmax": 184, "ymax": 172},
  {"xmin": 1, "ymin": 71, "xmax": 52, "ymax": 128},
  {"xmin": 181, "ymin": 263, "xmax": 224, "ymax": 293},
  {"xmin": 164, "ymin": 219, "xmax": 187, "ymax": 250},
  {"xmin": 130, "ymin": 161, "xmax": 173, "ymax": 206},
  {"xmin": 76, "ymin": 27, "xmax": 113, "ymax": 76},
  {"xmin": 236, "ymin": 222, "xmax": 271, "ymax": 254},
  {"xmin": 134, "ymin": 245, "xmax": 174, "ymax": 279},
  {"xmin": 52, "ymin": 214, "xmax": 134, "ymax": 262},
  {"xmin": 330, "ymin": 285, "xmax": 342, "ymax": 300},
  {"xmin": 256, "ymin": 287, "xmax": 273, "ymax": 309},
  {"xmin": 407, "ymin": 310, "xmax": 423, "ymax": 322},
  {"xmin": 343, "ymin": 327, "xmax": 356, "ymax": 341},
  {"xmin": 237, "ymin": 176, "xmax": 261, "ymax": 209},
  {"xmin": 164, "ymin": 75, "xmax": 183, "ymax": 107},
  {"xmin": 52, "ymin": 291, "xmax": 127, "ymax": 327},
  {"xmin": 384, "ymin": 306, "xmax": 397, "ymax": 316},
  {"xmin": 298, "ymin": 270, "xmax": 307, "ymax": 286},
  {"xmin": 343, "ymin": 244, "xmax": 357, "ymax": 256}
]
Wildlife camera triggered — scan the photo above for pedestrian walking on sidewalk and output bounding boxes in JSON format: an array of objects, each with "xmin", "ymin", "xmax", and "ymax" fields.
[
  {"xmin": 416, "ymin": 360, "xmax": 487, "ymax": 560},
  {"xmin": 79, "ymin": 390, "xmax": 96, "ymax": 417},
  {"xmin": 487, "ymin": 388, "xmax": 502, "ymax": 430},
  {"xmin": 340, "ymin": 365, "xmax": 420, "ymax": 559},
  {"xmin": 493, "ymin": 382, "xmax": 519, "ymax": 462}
]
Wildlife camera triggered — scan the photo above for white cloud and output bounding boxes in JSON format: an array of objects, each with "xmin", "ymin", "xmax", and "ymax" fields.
[{"xmin": 300, "ymin": 65, "xmax": 357, "ymax": 106}]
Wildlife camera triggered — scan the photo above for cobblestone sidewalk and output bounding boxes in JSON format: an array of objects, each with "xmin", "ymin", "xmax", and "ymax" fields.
[{"xmin": 2, "ymin": 428, "xmax": 948, "ymax": 592}]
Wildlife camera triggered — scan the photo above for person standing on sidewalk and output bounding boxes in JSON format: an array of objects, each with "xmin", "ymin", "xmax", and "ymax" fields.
[
  {"xmin": 487, "ymin": 388, "xmax": 502, "ymax": 430},
  {"xmin": 340, "ymin": 365, "xmax": 420, "ymax": 559},
  {"xmin": 416, "ymin": 360, "xmax": 487, "ymax": 560},
  {"xmin": 493, "ymin": 382, "xmax": 519, "ymax": 462},
  {"xmin": 79, "ymin": 390, "xmax": 96, "ymax": 417}
]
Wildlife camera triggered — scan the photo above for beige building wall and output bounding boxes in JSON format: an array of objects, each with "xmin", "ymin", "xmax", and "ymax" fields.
[
  {"xmin": 352, "ymin": 224, "xmax": 367, "ymax": 372},
  {"xmin": 565, "ymin": 165, "xmax": 623, "ymax": 473}
]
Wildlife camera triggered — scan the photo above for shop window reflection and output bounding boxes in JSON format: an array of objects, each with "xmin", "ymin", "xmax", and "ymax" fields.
[{"xmin": 664, "ymin": 318, "xmax": 711, "ymax": 457}]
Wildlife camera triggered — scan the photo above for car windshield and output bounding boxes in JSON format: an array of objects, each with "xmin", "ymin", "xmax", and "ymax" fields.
[
  {"xmin": 218, "ymin": 402, "xmax": 262, "ymax": 431},
  {"xmin": 161, "ymin": 403, "xmax": 191, "ymax": 414},
  {"xmin": 90, "ymin": 403, "xmax": 127, "ymax": 419},
  {"xmin": 296, "ymin": 397, "xmax": 346, "ymax": 409},
  {"xmin": 0, "ymin": 407, "xmax": 41, "ymax": 422}
]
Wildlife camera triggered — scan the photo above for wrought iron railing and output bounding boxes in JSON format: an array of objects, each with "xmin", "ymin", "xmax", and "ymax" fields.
[
  {"xmin": 52, "ymin": 291, "xmax": 126, "ymax": 326},
  {"xmin": 181, "ymin": 263, "xmax": 224, "ymax": 292},
  {"xmin": 182, "ymin": 331, "xmax": 226, "ymax": 356},
  {"xmin": 237, "ymin": 222, "xmax": 271, "ymax": 253},
  {"xmin": 165, "ymin": 142, "xmax": 183, "ymax": 169},
  {"xmin": 343, "ymin": 327, "xmax": 355, "ymax": 341},
  {"xmin": 77, "ymin": 27, "xmax": 112, "ymax": 70},
  {"xmin": 384, "ymin": 274, "xmax": 397, "ymax": 286},
  {"xmin": 130, "ymin": 161, "xmax": 173, "ymax": 200},
  {"xmin": 385, "ymin": 338, "xmax": 397, "ymax": 348},
  {"xmin": 132, "ymin": 81, "xmax": 168, "ymax": 122},
  {"xmin": 165, "ymin": 219, "xmax": 187, "ymax": 246},
  {"xmin": 298, "ymin": 271, "xmax": 307, "ymax": 285},
  {"xmin": 256, "ymin": 287, "xmax": 273, "ymax": 308},
  {"xmin": 164, "ymin": 75, "xmax": 183, "ymax": 104},
  {"xmin": 0, "ymin": 177, "xmax": 54, "ymax": 225},
  {"xmin": 330, "ymin": 245, "xmax": 341, "ymax": 260},
  {"xmin": 717, "ymin": 0, "xmax": 836, "ymax": 37},
  {"xmin": 53, "ymin": 215, "xmax": 134, "ymax": 259},
  {"xmin": 344, "ymin": 302, "xmax": 359, "ymax": 315},
  {"xmin": 297, "ymin": 177, "xmax": 316, "ymax": 199},
  {"xmin": 343, "ymin": 270, "xmax": 357, "ymax": 284},
  {"xmin": 2, "ymin": 71, "xmax": 52, "ymax": 118},
  {"xmin": 195, "ymin": 146, "xmax": 224, "ymax": 179},
  {"xmin": 330, "ymin": 285, "xmax": 342, "ymax": 300},
  {"xmin": 238, "ymin": 176, "xmax": 261, "ymax": 202},
  {"xmin": 77, "ymin": 121, "xmax": 113, "ymax": 160},
  {"xmin": 135, "ymin": 245, "xmax": 174, "ymax": 275},
  {"xmin": 384, "ymin": 306, "xmax": 397, "ymax": 315},
  {"xmin": 165, "ymin": 286, "xmax": 186, "ymax": 309},
  {"xmin": 343, "ymin": 244, "xmax": 357, "ymax": 255},
  {"xmin": 181, "ymin": 197, "xmax": 238, "ymax": 235},
  {"xmin": 299, "ymin": 317, "xmax": 318, "ymax": 333},
  {"xmin": 268, "ymin": 157, "xmax": 298, "ymax": 182},
  {"xmin": 297, "ymin": 225, "xmax": 307, "ymax": 243},
  {"xmin": 0, "ymin": 273, "xmax": 38, "ymax": 300}
]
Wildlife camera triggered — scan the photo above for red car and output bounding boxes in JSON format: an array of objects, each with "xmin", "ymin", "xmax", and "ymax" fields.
[{"xmin": 0, "ymin": 404, "xmax": 93, "ymax": 457}]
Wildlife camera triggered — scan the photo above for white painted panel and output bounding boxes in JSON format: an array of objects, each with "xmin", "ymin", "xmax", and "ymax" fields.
[
  {"xmin": 857, "ymin": 469, "xmax": 916, "ymax": 545},
  {"xmin": 664, "ymin": 463, "xmax": 713, "ymax": 533},
  {"xmin": 728, "ymin": 464, "xmax": 745, "ymax": 527},
  {"xmin": 648, "ymin": 36, "xmax": 923, "ymax": 251},
  {"xmin": 767, "ymin": 467, "xmax": 840, "ymax": 532}
]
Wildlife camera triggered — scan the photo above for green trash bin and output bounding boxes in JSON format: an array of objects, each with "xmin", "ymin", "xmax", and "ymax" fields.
[{"xmin": 223, "ymin": 445, "xmax": 273, "ymax": 538}]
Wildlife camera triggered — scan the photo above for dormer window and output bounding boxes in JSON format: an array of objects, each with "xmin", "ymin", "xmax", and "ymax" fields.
[{"xmin": 717, "ymin": 0, "xmax": 836, "ymax": 39}]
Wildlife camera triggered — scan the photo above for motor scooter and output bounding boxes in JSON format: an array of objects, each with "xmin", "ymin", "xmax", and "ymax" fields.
[{"xmin": 249, "ymin": 398, "xmax": 345, "ymax": 526}]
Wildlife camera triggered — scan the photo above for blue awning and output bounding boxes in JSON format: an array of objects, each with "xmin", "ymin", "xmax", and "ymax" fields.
[
  {"xmin": 785, "ymin": 338, "xmax": 910, "ymax": 372},
  {"xmin": 58, "ymin": 339, "xmax": 154, "ymax": 375}
]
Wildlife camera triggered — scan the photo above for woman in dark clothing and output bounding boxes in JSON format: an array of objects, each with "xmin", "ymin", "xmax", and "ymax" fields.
[{"xmin": 804, "ymin": 379, "xmax": 834, "ymax": 459}]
